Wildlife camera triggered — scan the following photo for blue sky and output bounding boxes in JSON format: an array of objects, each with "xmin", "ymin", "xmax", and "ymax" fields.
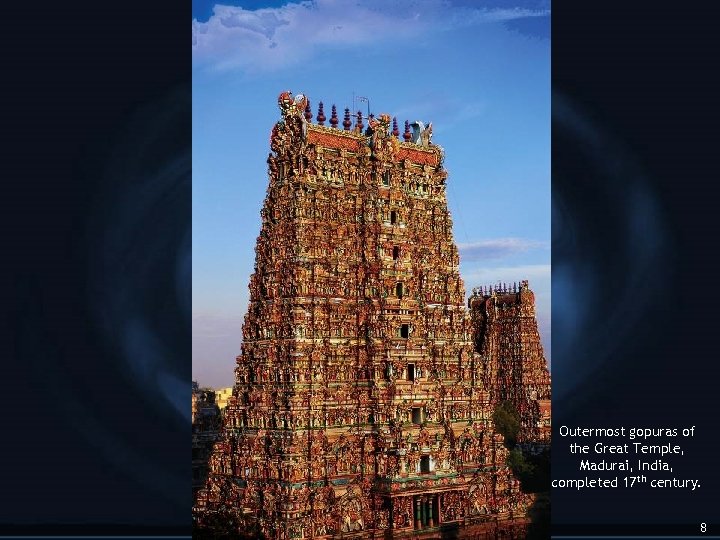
[{"xmin": 193, "ymin": 0, "xmax": 550, "ymax": 388}]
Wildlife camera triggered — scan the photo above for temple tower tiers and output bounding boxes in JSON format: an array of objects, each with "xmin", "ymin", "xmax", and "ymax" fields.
[
  {"xmin": 194, "ymin": 92, "xmax": 549, "ymax": 539},
  {"xmin": 469, "ymin": 282, "xmax": 552, "ymax": 444}
]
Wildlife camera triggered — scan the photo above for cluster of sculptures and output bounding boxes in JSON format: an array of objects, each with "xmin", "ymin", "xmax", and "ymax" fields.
[{"xmin": 193, "ymin": 93, "xmax": 551, "ymax": 538}]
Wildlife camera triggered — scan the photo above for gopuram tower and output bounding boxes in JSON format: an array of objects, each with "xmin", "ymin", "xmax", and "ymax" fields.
[
  {"xmin": 469, "ymin": 282, "xmax": 552, "ymax": 445},
  {"xmin": 193, "ymin": 92, "xmax": 549, "ymax": 539}
]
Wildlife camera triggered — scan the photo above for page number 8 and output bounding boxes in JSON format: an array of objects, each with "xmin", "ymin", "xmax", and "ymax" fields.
[{"xmin": 701, "ymin": 523, "xmax": 707, "ymax": 533}]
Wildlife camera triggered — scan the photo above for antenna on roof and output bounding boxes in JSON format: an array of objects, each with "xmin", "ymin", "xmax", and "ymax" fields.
[{"xmin": 357, "ymin": 96, "xmax": 371, "ymax": 119}]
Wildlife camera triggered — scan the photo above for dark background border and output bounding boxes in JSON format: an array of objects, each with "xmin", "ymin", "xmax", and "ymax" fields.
[
  {"xmin": 1, "ymin": 0, "xmax": 718, "ymax": 536},
  {"xmin": 552, "ymin": 0, "xmax": 720, "ymax": 536},
  {"xmin": 0, "ymin": 0, "xmax": 190, "ymax": 535}
]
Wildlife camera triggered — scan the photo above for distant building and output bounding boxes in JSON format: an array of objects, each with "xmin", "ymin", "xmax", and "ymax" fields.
[
  {"xmin": 214, "ymin": 386, "xmax": 234, "ymax": 412},
  {"xmin": 192, "ymin": 383, "xmax": 220, "ymax": 497}
]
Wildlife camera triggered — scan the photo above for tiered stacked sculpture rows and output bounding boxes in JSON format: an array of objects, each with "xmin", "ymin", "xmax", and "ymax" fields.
[
  {"xmin": 194, "ymin": 92, "xmax": 550, "ymax": 539},
  {"xmin": 470, "ymin": 284, "xmax": 552, "ymax": 444}
]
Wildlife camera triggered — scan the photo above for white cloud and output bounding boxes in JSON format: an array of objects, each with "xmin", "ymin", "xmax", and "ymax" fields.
[
  {"xmin": 460, "ymin": 262, "xmax": 549, "ymax": 288},
  {"xmin": 192, "ymin": 0, "xmax": 550, "ymax": 72},
  {"xmin": 215, "ymin": 7, "xmax": 290, "ymax": 39},
  {"xmin": 458, "ymin": 237, "xmax": 546, "ymax": 261}
]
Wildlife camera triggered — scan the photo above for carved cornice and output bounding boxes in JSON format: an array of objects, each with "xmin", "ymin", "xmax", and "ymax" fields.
[{"xmin": 306, "ymin": 124, "xmax": 442, "ymax": 168}]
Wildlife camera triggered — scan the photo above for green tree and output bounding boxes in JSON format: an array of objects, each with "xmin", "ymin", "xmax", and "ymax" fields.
[
  {"xmin": 507, "ymin": 447, "xmax": 551, "ymax": 493},
  {"xmin": 508, "ymin": 447, "xmax": 532, "ymax": 478},
  {"xmin": 525, "ymin": 491, "xmax": 551, "ymax": 539},
  {"xmin": 492, "ymin": 400, "xmax": 521, "ymax": 448}
]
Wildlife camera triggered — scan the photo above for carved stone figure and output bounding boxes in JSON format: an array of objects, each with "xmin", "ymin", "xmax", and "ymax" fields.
[
  {"xmin": 410, "ymin": 120, "xmax": 433, "ymax": 146},
  {"xmin": 193, "ymin": 93, "xmax": 550, "ymax": 540}
]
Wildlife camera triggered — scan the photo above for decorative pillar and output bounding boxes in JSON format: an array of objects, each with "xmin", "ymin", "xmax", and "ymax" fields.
[
  {"xmin": 428, "ymin": 495, "xmax": 435, "ymax": 528},
  {"xmin": 330, "ymin": 104, "xmax": 338, "ymax": 128},
  {"xmin": 415, "ymin": 497, "xmax": 422, "ymax": 529},
  {"xmin": 316, "ymin": 102, "xmax": 326, "ymax": 126}
]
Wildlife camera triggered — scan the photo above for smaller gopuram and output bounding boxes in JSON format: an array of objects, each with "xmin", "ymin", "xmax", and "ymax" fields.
[{"xmin": 469, "ymin": 281, "xmax": 551, "ymax": 444}]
